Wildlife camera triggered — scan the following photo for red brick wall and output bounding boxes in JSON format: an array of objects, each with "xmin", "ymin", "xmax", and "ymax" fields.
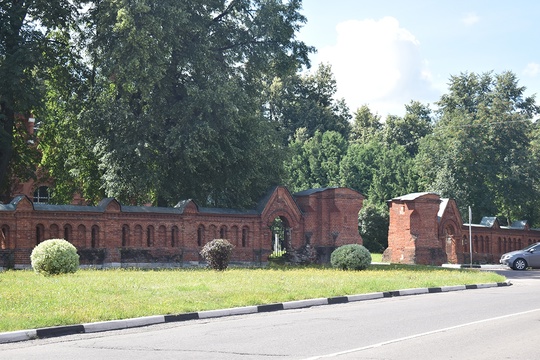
[
  {"xmin": 0, "ymin": 187, "xmax": 365, "ymax": 267},
  {"xmin": 385, "ymin": 193, "xmax": 540, "ymax": 265}
]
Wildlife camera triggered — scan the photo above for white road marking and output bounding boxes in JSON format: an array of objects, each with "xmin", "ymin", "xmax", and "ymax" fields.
[{"xmin": 303, "ymin": 308, "xmax": 540, "ymax": 359}]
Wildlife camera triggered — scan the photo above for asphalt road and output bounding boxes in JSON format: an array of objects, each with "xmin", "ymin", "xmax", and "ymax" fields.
[{"xmin": 2, "ymin": 268, "xmax": 539, "ymax": 360}]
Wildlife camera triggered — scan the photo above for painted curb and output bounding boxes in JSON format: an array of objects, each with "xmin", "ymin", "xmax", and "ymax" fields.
[{"xmin": 0, "ymin": 280, "xmax": 512, "ymax": 344}]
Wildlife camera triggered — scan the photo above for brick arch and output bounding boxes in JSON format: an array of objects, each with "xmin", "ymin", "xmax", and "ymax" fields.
[
  {"xmin": 241, "ymin": 226, "xmax": 250, "ymax": 247},
  {"xmin": 442, "ymin": 221, "xmax": 459, "ymax": 263},
  {"xmin": 208, "ymin": 224, "xmax": 217, "ymax": 241},
  {"xmin": 158, "ymin": 225, "xmax": 167, "ymax": 247},
  {"xmin": 263, "ymin": 210, "xmax": 300, "ymax": 249},
  {"xmin": 50, "ymin": 224, "xmax": 60, "ymax": 239},
  {"xmin": 122, "ymin": 224, "xmax": 130, "ymax": 247},
  {"xmin": 63, "ymin": 224, "xmax": 72, "ymax": 242},
  {"xmin": 230, "ymin": 225, "xmax": 239, "ymax": 246},
  {"xmin": 134, "ymin": 225, "xmax": 143, "ymax": 247},
  {"xmin": 91, "ymin": 225, "xmax": 100, "ymax": 248},
  {"xmin": 219, "ymin": 225, "xmax": 227, "ymax": 240},
  {"xmin": 1, "ymin": 225, "xmax": 10, "ymax": 249},
  {"xmin": 36, "ymin": 224, "xmax": 45, "ymax": 245},
  {"xmin": 77, "ymin": 224, "xmax": 86, "ymax": 248},
  {"xmin": 171, "ymin": 226, "xmax": 179, "ymax": 247},
  {"xmin": 197, "ymin": 224, "xmax": 205, "ymax": 246}
]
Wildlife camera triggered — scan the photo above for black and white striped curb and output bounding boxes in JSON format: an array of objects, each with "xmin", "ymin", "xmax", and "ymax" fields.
[{"xmin": 0, "ymin": 281, "xmax": 511, "ymax": 344}]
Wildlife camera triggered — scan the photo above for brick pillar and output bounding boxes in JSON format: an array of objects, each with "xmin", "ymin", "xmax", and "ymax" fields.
[{"xmin": 384, "ymin": 193, "xmax": 447, "ymax": 265}]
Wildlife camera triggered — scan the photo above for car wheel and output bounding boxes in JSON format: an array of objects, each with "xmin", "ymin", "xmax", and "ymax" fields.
[{"xmin": 512, "ymin": 258, "xmax": 528, "ymax": 271}]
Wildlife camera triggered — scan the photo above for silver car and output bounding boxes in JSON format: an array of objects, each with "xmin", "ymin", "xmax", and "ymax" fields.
[{"xmin": 500, "ymin": 242, "xmax": 540, "ymax": 270}]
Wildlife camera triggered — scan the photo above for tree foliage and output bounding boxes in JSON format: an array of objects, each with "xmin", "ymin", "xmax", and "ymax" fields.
[
  {"xmin": 340, "ymin": 139, "xmax": 417, "ymax": 203},
  {"xmin": 416, "ymin": 71, "xmax": 540, "ymax": 224},
  {"xmin": 350, "ymin": 105, "xmax": 382, "ymax": 143},
  {"xmin": 284, "ymin": 129, "xmax": 348, "ymax": 192},
  {"xmin": 36, "ymin": 0, "xmax": 312, "ymax": 208},
  {"xmin": 358, "ymin": 201, "xmax": 389, "ymax": 253},
  {"xmin": 0, "ymin": 0, "xmax": 84, "ymax": 195},
  {"xmin": 383, "ymin": 101, "xmax": 433, "ymax": 156},
  {"xmin": 268, "ymin": 63, "xmax": 351, "ymax": 144}
]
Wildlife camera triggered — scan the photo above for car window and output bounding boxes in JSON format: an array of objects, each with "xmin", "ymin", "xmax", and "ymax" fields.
[{"xmin": 523, "ymin": 243, "xmax": 540, "ymax": 251}]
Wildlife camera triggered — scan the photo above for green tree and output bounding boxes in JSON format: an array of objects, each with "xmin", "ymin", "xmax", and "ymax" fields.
[
  {"xmin": 383, "ymin": 101, "xmax": 433, "ymax": 156},
  {"xmin": 416, "ymin": 71, "xmax": 539, "ymax": 224},
  {"xmin": 284, "ymin": 130, "xmax": 348, "ymax": 192},
  {"xmin": 0, "ymin": 0, "xmax": 84, "ymax": 195},
  {"xmin": 340, "ymin": 139, "xmax": 416, "ymax": 203},
  {"xmin": 268, "ymin": 63, "xmax": 351, "ymax": 144},
  {"xmin": 63, "ymin": 0, "xmax": 312, "ymax": 207},
  {"xmin": 349, "ymin": 105, "xmax": 382, "ymax": 143},
  {"xmin": 358, "ymin": 201, "xmax": 389, "ymax": 253}
]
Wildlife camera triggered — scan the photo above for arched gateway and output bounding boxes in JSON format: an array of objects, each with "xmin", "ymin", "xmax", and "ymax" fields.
[{"xmin": 0, "ymin": 186, "xmax": 364, "ymax": 268}]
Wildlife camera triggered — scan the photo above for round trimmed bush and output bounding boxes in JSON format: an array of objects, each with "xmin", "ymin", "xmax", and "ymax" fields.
[
  {"xmin": 200, "ymin": 239, "xmax": 234, "ymax": 271},
  {"xmin": 330, "ymin": 244, "xmax": 371, "ymax": 270},
  {"xmin": 31, "ymin": 239, "xmax": 80, "ymax": 275}
]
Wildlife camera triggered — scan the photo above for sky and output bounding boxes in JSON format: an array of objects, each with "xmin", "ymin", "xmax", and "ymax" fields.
[{"xmin": 296, "ymin": 0, "xmax": 540, "ymax": 118}]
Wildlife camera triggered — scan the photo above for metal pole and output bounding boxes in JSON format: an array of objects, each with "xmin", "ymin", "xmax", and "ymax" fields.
[{"xmin": 469, "ymin": 206, "xmax": 473, "ymax": 267}]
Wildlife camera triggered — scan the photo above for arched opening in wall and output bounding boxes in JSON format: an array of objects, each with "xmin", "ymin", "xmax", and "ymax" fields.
[
  {"xmin": 462, "ymin": 235, "xmax": 468, "ymax": 253},
  {"xmin": 473, "ymin": 236, "xmax": 478, "ymax": 253},
  {"xmin": 498, "ymin": 237, "xmax": 502, "ymax": 254},
  {"xmin": 64, "ymin": 224, "xmax": 72, "ymax": 243},
  {"xmin": 220, "ymin": 225, "xmax": 227, "ymax": 239},
  {"xmin": 230, "ymin": 226, "xmax": 239, "ymax": 246},
  {"xmin": 36, "ymin": 224, "xmax": 45, "ymax": 245},
  {"xmin": 135, "ymin": 225, "xmax": 143, "ymax": 247},
  {"xmin": 269, "ymin": 216, "xmax": 291, "ymax": 252},
  {"xmin": 209, "ymin": 225, "xmax": 217, "ymax": 240},
  {"xmin": 158, "ymin": 225, "xmax": 166, "ymax": 247},
  {"xmin": 479, "ymin": 236, "xmax": 484, "ymax": 253},
  {"xmin": 122, "ymin": 225, "xmax": 130, "ymax": 247},
  {"xmin": 518, "ymin": 238, "xmax": 522, "ymax": 249},
  {"xmin": 1, "ymin": 225, "xmax": 9, "ymax": 249},
  {"xmin": 171, "ymin": 226, "xmax": 179, "ymax": 247},
  {"xmin": 33, "ymin": 186, "xmax": 51, "ymax": 204},
  {"xmin": 241, "ymin": 227, "xmax": 249, "ymax": 247},
  {"xmin": 50, "ymin": 224, "xmax": 59, "ymax": 239},
  {"xmin": 91, "ymin": 226, "xmax": 99, "ymax": 248},
  {"xmin": 147, "ymin": 226, "xmax": 154, "ymax": 247},
  {"xmin": 77, "ymin": 225, "xmax": 86, "ymax": 247},
  {"xmin": 485, "ymin": 236, "xmax": 490, "ymax": 254},
  {"xmin": 444, "ymin": 224, "xmax": 456, "ymax": 261},
  {"xmin": 197, "ymin": 225, "xmax": 205, "ymax": 246}
]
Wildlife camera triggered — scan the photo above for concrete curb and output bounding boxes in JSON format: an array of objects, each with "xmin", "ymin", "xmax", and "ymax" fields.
[{"xmin": 0, "ymin": 280, "xmax": 512, "ymax": 344}]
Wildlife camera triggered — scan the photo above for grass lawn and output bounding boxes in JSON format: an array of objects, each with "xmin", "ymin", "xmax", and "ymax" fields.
[
  {"xmin": 0, "ymin": 265, "xmax": 505, "ymax": 333},
  {"xmin": 371, "ymin": 253, "xmax": 383, "ymax": 262}
]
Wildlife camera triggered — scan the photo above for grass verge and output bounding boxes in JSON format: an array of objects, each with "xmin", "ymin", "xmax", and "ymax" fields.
[{"xmin": 0, "ymin": 265, "xmax": 505, "ymax": 333}]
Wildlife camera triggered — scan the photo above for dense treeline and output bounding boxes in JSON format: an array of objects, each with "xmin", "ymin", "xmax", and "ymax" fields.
[{"xmin": 1, "ymin": 1, "xmax": 539, "ymax": 251}]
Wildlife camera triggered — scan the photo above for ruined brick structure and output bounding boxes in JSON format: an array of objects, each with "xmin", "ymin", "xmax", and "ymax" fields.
[
  {"xmin": 0, "ymin": 186, "xmax": 363, "ymax": 268},
  {"xmin": 383, "ymin": 192, "xmax": 540, "ymax": 265}
]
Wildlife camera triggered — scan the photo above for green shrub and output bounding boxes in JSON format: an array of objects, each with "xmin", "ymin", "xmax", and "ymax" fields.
[
  {"xmin": 330, "ymin": 244, "xmax": 371, "ymax": 270},
  {"xmin": 30, "ymin": 239, "xmax": 80, "ymax": 275},
  {"xmin": 200, "ymin": 239, "xmax": 234, "ymax": 271}
]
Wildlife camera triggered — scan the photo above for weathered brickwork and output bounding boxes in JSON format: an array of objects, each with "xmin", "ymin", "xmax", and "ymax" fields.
[
  {"xmin": 0, "ymin": 186, "xmax": 364, "ymax": 268},
  {"xmin": 383, "ymin": 192, "xmax": 540, "ymax": 265}
]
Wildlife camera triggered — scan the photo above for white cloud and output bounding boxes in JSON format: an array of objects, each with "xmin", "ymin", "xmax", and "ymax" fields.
[
  {"xmin": 313, "ymin": 16, "xmax": 438, "ymax": 118},
  {"xmin": 462, "ymin": 12, "xmax": 480, "ymax": 26},
  {"xmin": 524, "ymin": 63, "xmax": 540, "ymax": 77}
]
